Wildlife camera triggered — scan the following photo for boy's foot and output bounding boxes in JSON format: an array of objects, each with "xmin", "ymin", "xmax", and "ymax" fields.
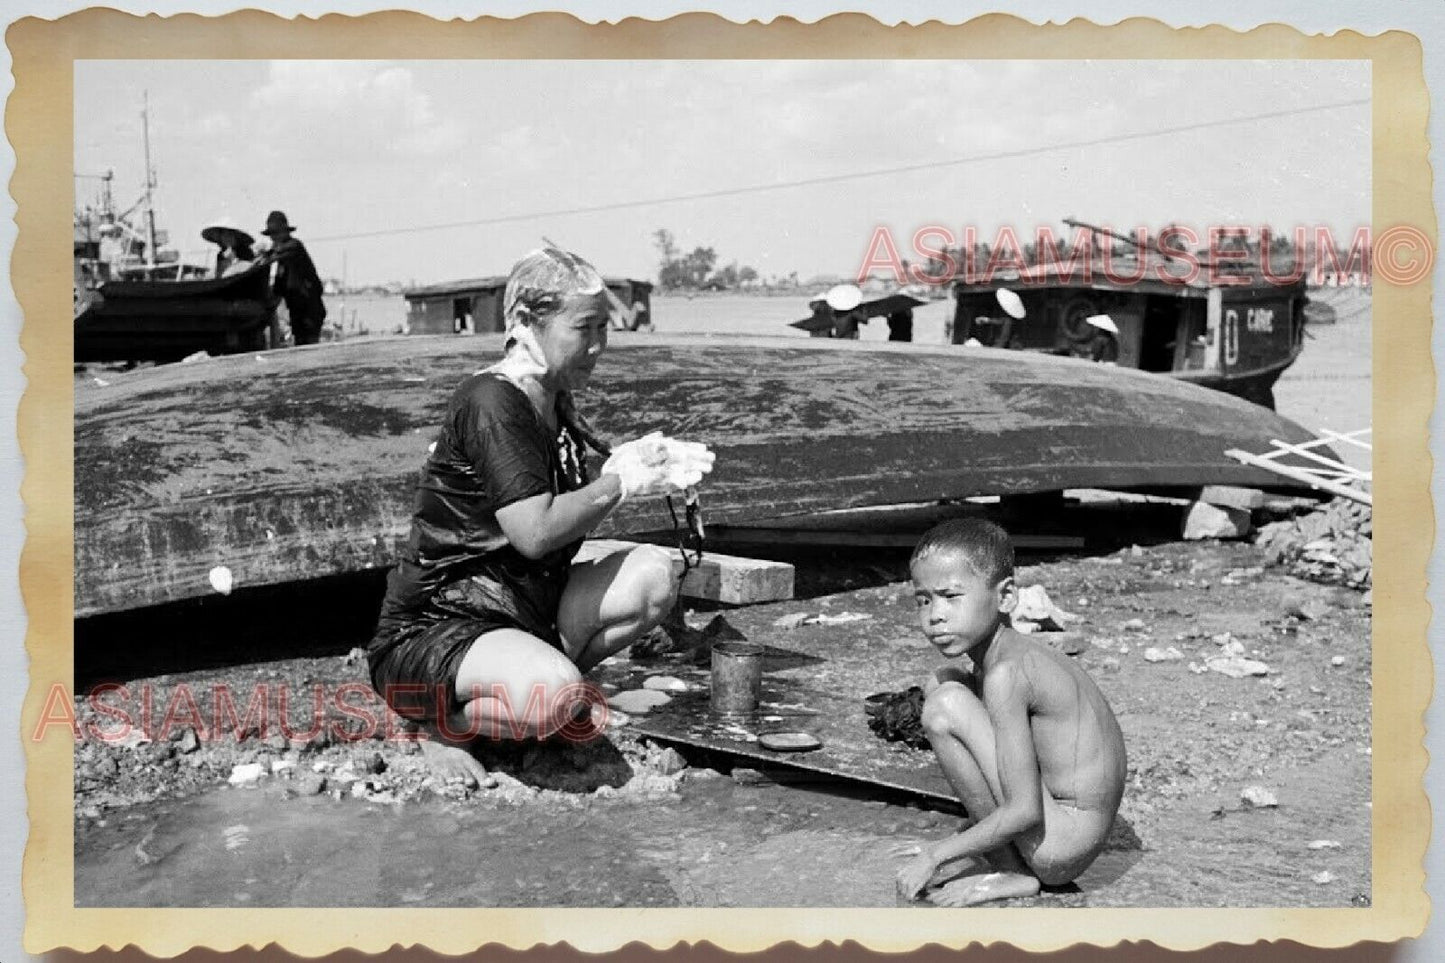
[
  {"xmin": 419, "ymin": 736, "xmax": 498, "ymax": 789},
  {"xmin": 929, "ymin": 871, "xmax": 1041, "ymax": 906},
  {"xmin": 927, "ymin": 855, "xmax": 991, "ymax": 889},
  {"xmin": 887, "ymin": 844, "xmax": 989, "ymax": 890}
]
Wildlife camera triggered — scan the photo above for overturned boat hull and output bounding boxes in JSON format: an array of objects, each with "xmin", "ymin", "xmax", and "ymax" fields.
[{"xmin": 76, "ymin": 334, "xmax": 1327, "ymax": 617}]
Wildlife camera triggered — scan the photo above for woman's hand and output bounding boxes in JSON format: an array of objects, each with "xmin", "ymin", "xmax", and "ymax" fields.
[{"xmin": 603, "ymin": 432, "xmax": 715, "ymax": 501}]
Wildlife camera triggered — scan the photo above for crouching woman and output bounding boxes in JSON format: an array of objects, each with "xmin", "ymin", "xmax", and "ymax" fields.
[{"xmin": 367, "ymin": 247, "xmax": 713, "ymax": 782}]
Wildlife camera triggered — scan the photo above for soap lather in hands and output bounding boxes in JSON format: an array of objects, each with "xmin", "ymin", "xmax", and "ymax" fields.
[{"xmin": 603, "ymin": 430, "xmax": 716, "ymax": 500}]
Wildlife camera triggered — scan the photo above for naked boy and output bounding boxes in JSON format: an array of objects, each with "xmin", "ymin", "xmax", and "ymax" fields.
[{"xmin": 896, "ymin": 519, "xmax": 1127, "ymax": 906}]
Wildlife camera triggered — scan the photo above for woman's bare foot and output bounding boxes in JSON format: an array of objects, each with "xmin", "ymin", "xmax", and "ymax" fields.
[
  {"xmin": 930, "ymin": 871, "xmax": 1041, "ymax": 906},
  {"xmin": 419, "ymin": 734, "xmax": 497, "ymax": 789}
]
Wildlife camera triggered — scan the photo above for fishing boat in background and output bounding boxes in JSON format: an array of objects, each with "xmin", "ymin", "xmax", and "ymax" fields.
[
  {"xmin": 950, "ymin": 219, "xmax": 1311, "ymax": 409},
  {"xmin": 74, "ymin": 94, "xmax": 279, "ymax": 363},
  {"xmin": 75, "ymin": 263, "xmax": 278, "ymax": 363}
]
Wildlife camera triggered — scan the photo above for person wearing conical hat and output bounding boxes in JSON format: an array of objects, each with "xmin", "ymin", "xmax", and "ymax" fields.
[
  {"xmin": 1083, "ymin": 314, "xmax": 1120, "ymax": 364},
  {"xmin": 254, "ymin": 210, "xmax": 327, "ymax": 346},
  {"xmin": 200, "ymin": 217, "xmax": 256, "ymax": 278},
  {"xmin": 824, "ymin": 283, "xmax": 866, "ymax": 339}
]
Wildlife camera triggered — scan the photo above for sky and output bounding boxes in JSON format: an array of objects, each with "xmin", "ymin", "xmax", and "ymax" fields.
[{"xmin": 74, "ymin": 59, "xmax": 1370, "ymax": 287}]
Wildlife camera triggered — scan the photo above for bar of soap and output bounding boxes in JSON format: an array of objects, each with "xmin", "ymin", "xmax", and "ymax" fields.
[
  {"xmin": 759, "ymin": 731, "xmax": 822, "ymax": 752},
  {"xmin": 609, "ymin": 689, "xmax": 672, "ymax": 714},
  {"xmin": 642, "ymin": 675, "xmax": 689, "ymax": 692}
]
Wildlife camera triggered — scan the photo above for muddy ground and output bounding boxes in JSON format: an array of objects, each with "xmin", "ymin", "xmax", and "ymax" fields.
[{"xmin": 73, "ymin": 533, "xmax": 1371, "ymax": 909}]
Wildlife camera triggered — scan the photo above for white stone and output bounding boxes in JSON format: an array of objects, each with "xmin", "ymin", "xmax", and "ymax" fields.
[
  {"xmin": 1182, "ymin": 502, "xmax": 1251, "ymax": 540},
  {"xmin": 1143, "ymin": 646, "xmax": 1184, "ymax": 663},
  {"xmin": 227, "ymin": 763, "xmax": 265, "ymax": 786},
  {"xmin": 610, "ymin": 689, "xmax": 672, "ymax": 714},
  {"xmin": 1240, "ymin": 785, "xmax": 1279, "ymax": 808},
  {"xmin": 1312, "ymin": 871, "xmax": 1335, "ymax": 885},
  {"xmin": 642, "ymin": 675, "xmax": 689, "ymax": 692},
  {"xmin": 208, "ymin": 565, "xmax": 235, "ymax": 595},
  {"xmin": 1307, "ymin": 839, "xmax": 1342, "ymax": 850},
  {"xmin": 1014, "ymin": 585, "xmax": 1075, "ymax": 629},
  {"xmin": 1331, "ymin": 656, "xmax": 1346, "ymax": 667},
  {"xmin": 1207, "ymin": 656, "xmax": 1271, "ymax": 679},
  {"xmin": 805, "ymin": 611, "xmax": 871, "ymax": 625}
]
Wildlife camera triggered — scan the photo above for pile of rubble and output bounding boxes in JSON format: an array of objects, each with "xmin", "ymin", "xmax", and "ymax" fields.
[{"xmin": 1254, "ymin": 498, "xmax": 1372, "ymax": 589}]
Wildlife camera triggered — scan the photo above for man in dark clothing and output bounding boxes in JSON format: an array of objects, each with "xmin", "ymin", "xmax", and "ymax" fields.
[
  {"xmin": 886, "ymin": 307, "xmax": 914, "ymax": 342},
  {"xmin": 257, "ymin": 210, "xmax": 327, "ymax": 346}
]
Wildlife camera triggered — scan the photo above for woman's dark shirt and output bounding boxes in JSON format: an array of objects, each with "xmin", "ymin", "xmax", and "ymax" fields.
[{"xmin": 376, "ymin": 373, "xmax": 589, "ymax": 625}]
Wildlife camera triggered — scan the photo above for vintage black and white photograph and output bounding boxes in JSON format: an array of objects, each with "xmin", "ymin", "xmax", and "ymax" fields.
[{"xmin": 68, "ymin": 54, "xmax": 1375, "ymax": 911}]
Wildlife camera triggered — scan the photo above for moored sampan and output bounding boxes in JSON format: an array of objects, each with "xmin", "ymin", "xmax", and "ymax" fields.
[{"xmin": 75, "ymin": 333, "xmax": 1328, "ymax": 617}]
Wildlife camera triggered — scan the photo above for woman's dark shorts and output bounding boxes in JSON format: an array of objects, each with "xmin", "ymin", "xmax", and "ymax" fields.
[{"xmin": 367, "ymin": 556, "xmax": 570, "ymax": 725}]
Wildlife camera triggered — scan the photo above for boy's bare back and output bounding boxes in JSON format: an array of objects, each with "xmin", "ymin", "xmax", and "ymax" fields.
[{"xmin": 982, "ymin": 626, "xmax": 1127, "ymax": 814}]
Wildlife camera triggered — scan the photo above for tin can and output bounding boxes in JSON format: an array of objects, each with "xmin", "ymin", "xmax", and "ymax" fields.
[{"xmin": 710, "ymin": 642, "xmax": 764, "ymax": 714}]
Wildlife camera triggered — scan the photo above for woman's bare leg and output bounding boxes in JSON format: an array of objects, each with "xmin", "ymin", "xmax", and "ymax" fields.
[
  {"xmin": 557, "ymin": 545, "xmax": 678, "ymax": 672},
  {"xmin": 420, "ymin": 628, "xmax": 590, "ymax": 782}
]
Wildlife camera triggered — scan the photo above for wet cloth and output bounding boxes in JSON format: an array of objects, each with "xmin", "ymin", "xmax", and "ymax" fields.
[{"xmin": 368, "ymin": 373, "xmax": 590, "ymax": 722}]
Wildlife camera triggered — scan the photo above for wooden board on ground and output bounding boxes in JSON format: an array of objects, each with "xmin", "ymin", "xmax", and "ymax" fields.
[
  {"xmin": 576, "ymin": 539, "xmax": 794, "ymax": 604},
  {"xmin": 75, "ymin": 334, "xmax": 1333, "ymax": 617}
]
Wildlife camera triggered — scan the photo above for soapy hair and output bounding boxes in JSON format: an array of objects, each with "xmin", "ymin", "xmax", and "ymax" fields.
[
  {"xmin": 498, "ymin": 246, "xmax": 612, "ymax": 458},
  {"xmin": 503, "ymin": 246, "xmax": 606, "ymax": 334}
]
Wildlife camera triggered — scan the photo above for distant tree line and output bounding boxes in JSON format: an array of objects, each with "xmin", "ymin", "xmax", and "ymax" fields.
[
  {"xmin": 654, "ymin": 229, "xmax": 759, "ymax": 291},
  {"xmin": 916, "ymin": 224, "xmax": 1354, "ymax": 279}
]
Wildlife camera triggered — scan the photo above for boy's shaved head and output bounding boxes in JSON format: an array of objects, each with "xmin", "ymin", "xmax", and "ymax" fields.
[{"xmin": 910, "ymin": 518, "xmax": 1015, "ymax": 584}]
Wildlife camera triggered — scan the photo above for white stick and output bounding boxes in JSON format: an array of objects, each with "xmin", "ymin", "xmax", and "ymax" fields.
[
  {"xmin": 1268, "ymin": 439, "xmax": 1372, "ymax": 480},
  {"xmin": 1318, "ymin": 428, "xmax": 1374, "ymax": 452},
  {"xmin": 1225, "ymin": 449, "xmax": 1372, "ymax": 505}
]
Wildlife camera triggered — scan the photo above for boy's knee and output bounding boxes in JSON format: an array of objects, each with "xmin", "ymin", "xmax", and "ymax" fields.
[{"xmin": 922, "ymin": 683, "xmax": 977, "ymax": 736}]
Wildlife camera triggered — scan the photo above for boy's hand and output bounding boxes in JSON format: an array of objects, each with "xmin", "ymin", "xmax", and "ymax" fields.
[{"xmin": 896, "ymin": 850, "xmax": 940, "ymax": 901}]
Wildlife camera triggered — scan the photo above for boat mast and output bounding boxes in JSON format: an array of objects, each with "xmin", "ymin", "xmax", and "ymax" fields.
[
  {"xmin": 1063, "ymin": 217, "xmax": 1179, "ymax": 262},
  {"xmin": 141, "ymin": 91, "xmax": 158, "ymax": 273}
]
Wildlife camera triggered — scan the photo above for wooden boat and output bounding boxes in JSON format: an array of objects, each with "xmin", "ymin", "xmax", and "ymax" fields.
[
  {"xmin": 950, "ymin": 221, "xmax": 1310, "ymax": 409},
  {"xmin": 75, "ymin": 333, "xmax": 1330, "ymax": 618},
  {"xmin": 789, "ymin": 292, "xmax": 927, "ymax": 335},
  {"xmin": 74, "ymin": 261, "xmax": 278, "ymax": 363}
]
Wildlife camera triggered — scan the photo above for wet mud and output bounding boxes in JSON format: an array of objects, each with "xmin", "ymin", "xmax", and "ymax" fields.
[{"xmin": 73, "ymin": 538, "xmax": 1371, "ymax": 909}]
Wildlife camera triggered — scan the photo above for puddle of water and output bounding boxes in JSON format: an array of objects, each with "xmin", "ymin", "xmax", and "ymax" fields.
[
  {"xmin": 75, "ymin": 777, "xmax": 933, "ymax": 908},
  {"xmin": 77, "ymin": 759, "xmax": 1354, "ymax": 908}
]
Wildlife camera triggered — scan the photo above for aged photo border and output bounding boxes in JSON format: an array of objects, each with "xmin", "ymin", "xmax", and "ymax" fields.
[{"xmin": 12, "ymin": 9, "xmax": 1432, "ymax": 955}]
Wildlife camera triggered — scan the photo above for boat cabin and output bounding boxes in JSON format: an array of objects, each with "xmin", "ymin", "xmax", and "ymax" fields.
[
  {"xmin": 402, "ymin": 276, "xmax": 655, "ymax": 335},
  {"xmin": 950, "ymin": 256, "xmax": 1308, "ymax": 408}
]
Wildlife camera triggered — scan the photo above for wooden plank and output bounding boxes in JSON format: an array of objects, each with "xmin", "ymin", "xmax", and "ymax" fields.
[
  {"xmin": 75, "ymin": 335, "xmax": 1333, "ymax": 616},
  {"xmin": 575, "ymin": 539, "xmax": 794, "ymax": 605},
  {"xmin": 1195, "ymin": 485, "xmax": 1267, "ymax": 511},
  {"xmin": 704, "ymin": 527, "xmax": 1085, "ymax": 551}
]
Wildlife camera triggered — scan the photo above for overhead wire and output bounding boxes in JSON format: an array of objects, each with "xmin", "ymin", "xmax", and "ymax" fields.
[{"xmin": 304, "ymin": 97, "xmax": 1370, "ymax": 245}]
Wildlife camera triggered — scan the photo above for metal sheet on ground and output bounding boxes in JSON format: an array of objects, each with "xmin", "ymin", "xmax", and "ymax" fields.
[{"xmin": 594, "ymin": 642, "xmax": 957, "ymax": 804}]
